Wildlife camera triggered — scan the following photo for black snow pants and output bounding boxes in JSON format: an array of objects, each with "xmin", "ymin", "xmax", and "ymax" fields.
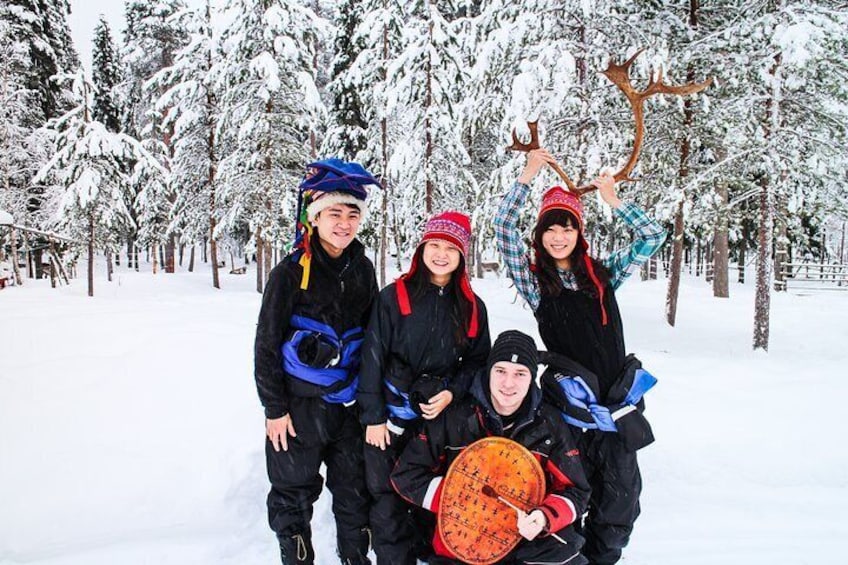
[
  {"xmin": 572, "ymin": 429, "xmax": 641, "ymax": 565},
  {"xmin": 364, "ymin": 421, "xmax": 435, "ymax": 565},
  {"xmin": 266, "ymin": 397, "xmax": 371, "ymax": 564}
]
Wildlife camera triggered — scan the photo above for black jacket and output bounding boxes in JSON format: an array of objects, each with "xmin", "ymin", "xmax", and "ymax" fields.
[
  {"xmin": 391, "ymin": 372, "xmax": 590, "ymax": 536},
  {"xmin": 356, "ymin": 280, "xmax": 490, "ymax": 426},
  {"xmin": 536, "ymin": 284, "xmax": 625, "ymax": 399},
  {"xmin": 254, "ymin": 237, "xmax": 378, "ymax": 419}
]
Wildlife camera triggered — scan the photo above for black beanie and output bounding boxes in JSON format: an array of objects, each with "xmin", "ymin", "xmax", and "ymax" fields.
[{"xmin": 487, "ymin": 330, "xmax": 539, "ymax": 380}]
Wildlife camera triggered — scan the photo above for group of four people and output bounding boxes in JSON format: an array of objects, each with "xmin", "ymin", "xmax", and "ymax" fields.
[{"xmin": 254, "ymin": 149, "xmax": 667, "ymax": 565}]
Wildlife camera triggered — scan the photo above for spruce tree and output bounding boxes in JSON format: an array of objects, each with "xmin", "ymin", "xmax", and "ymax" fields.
[
  {"xmin": 149, "ymin": 0, "xmax": 224, "ymax": 288},
  {"xmin": 217, "ymin": 0, "xmax": 324, "ymax": 292},
  {"xmin": 34, "ymin": 71, "xmax": 165, "ymax": 296},
  {"xmin": 121, "ymin": 0, "xmax": 188, "ymax": 272},
  {"xmin": 323, "ymin": 1, "xmax": 369, "ymax": 162},
  {"xmin": 92, "ymin": 16, "xmax": 122, "ymax": 133}
]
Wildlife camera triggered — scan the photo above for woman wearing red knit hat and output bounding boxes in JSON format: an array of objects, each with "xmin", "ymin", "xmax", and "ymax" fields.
[
  {"xmin": 357, "ymin": 211, "xmax": 491, "ymax": 565},
  {"xmin": 494, "ymin": 148, "xmax": 667, "ymax": 565}
]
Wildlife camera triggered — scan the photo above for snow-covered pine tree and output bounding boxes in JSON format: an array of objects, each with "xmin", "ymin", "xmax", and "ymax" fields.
[
  {"xmin": 710, "ymin": 0, "xmax": 848, "ymax": 350},
  {"xmin": 150, "ymin": 0, "xmax": 224, "ymax": 288},
  {"xmin": 0, "ymin": 19, "xmax": 43, "ymax": 286},
  {"xmin": 34, "ymin": 71, "xmax": 165, "ymax": 297},
  {"xmin": 342, "ymin": 0, "xmax": 405, "ymax": 285},
  {"xmin": 460, "ymin": 0, "xmax": 577, "ymax": 277},
  {"xmin": 92, "ymin": 16, "xmax": 122, "ymax": 133},
  {"xmin": 121, "ymin": 0, "xmax": 188, "ymax": 272},
  {"xmin": 323, "ymin": 1, "xmax": 369, "ymax": 163},
  {"xmin": 0, "ymin": 0, "xmax": 78, "ymax": 277},
  {"xmin": 217, "ymin": 0, "xmax": 324, "ymax": 293},
  {"xmin": 385, "ymin": 0, "xmax": 473, "ymax": 250}
]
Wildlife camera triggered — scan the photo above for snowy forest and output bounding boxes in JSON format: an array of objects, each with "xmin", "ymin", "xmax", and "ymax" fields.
[{"xmin": 1, "ymin": 0, "xmax": 847, "ymax": 352}]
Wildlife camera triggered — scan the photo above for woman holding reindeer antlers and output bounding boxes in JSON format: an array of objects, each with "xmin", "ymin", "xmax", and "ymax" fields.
[{"xmin": 494, "ymin": 147, "xmax": 667, "ymax": 565}]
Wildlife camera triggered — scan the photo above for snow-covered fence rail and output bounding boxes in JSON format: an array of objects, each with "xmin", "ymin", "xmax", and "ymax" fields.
[{"xmin": 777, "ymin": 263, "xmax": 848, "ymax": 291}]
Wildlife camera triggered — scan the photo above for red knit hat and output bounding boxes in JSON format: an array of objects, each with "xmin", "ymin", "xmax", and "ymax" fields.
[
  {"xmin": 538, "ymin": 186, "xmax": 584, "ymax": 232},
  {"xmin": 420, "ymin": 211, "xmax": 471, "ymax": 255},
  {"xmin": 396, "ymin": 211, "xmax": 480, "ymax": 338},
  {"xmin": 536, "ymin": 187, "xmax": 608, "ymax": 326}
]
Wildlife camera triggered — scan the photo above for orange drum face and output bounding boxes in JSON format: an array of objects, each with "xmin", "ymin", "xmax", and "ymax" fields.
[{"xmin": 437, "ymin": 437, "xmax": 546, "ymax": 564}]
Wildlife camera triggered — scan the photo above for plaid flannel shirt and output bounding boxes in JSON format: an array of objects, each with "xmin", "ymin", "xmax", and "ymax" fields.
[{"xmin": 494, "ymin": 182, "xmax": 668, "ymax": 312}]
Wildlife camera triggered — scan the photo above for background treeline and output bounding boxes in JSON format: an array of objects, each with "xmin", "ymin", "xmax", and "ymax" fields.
[{"xmin": 1, "ymin": 0, "xmax": 847, "ymax": 350}]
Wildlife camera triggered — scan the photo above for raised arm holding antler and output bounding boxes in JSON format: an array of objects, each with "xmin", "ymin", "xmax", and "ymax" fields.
[
  {"xmin": 492, "ymin": 48, "xmax": 707, "ymax": 565},
  {"xmin": 510, "ymin": 49, "xmax": 711, "ymax": 195}
]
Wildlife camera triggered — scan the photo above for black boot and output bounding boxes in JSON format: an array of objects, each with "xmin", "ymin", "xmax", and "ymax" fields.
[
  {"xmin": 278, "ymin": 532, "xmax": 315, "ymax": 565},
  {"xmin": 337, "ymin": 526, "xmax": 372, "ymax": 565}
]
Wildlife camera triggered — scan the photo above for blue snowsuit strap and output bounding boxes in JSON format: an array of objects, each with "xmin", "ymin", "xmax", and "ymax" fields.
[
  {"xmin": 383, "ymin": 379, "xmax": 419, "ymax": 421},
  {"xmin": 281, "ymin": 315, "xmax": 363, "ymax": 404},
  {"xmin": 550, "ymin": 358, "xmax": 656, "ymax": 433}
]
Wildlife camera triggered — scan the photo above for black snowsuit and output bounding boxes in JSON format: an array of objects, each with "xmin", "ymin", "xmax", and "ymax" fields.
[
  {"xmin": 536, "ymin": 287, "xmax": 643, "ymax": 565},
  {"xmin": 357, "ymin": 281, "xmax": 490, "ymax": 565},
  {"xmin": 391, "ymin": 373, "xmax": 590, "ymax": 565},
  {"xmin": 254, "ymin": 236, "xmax": 378, "ymax": 564}
]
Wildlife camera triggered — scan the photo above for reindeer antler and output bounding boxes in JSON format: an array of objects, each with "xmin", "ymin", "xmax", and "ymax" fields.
[
  {"xmin": 509, "ymin": 50, "xmax": 711, "ymax": 197},
  {"xmin": 599, "ymin": 48, "xmax": 712, "ymax": 187},
  {"xmin": 507, "ymin": 120, "xmax": 577, "ymax": 192}
]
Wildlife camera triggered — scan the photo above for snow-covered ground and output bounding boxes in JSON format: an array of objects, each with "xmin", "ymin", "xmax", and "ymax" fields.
[{"xmin": 1, "ymin": 262, "xmax": 846, "ymax": 564}]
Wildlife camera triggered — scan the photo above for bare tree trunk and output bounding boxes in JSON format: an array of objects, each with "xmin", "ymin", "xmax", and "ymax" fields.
[
  {"xmin": 665, "ymin": 198, "xmax": 686, "ymax": 327},
  {"xmin": 208, "ymin": 144, "xmax": 219, "ymax": 290},
  {"xmin": 127, "ymin": 239, "xmax": 135, "ymax": 271},
  {"xmin": 738, "ymin": 217, "xmax": 748, "ymax": 284},
  {"xmin": 47, "ymin": 248, "xmax": 56, "ymax": 288},
  {"xmin": 753, "ymin": 173, "xmax": 773, "ymax": 350},
  {"xmin": 264, "ymin": 238, "xmax": 273, "ymax": 286},
  {"xmin": 665, "ymin": 5, "xmax": 698, "ymax": 326},
  {"xmin": 474, "ymin": 236, "xmax": 483, "ymax": 279},
  {"xmin": 695, "ymin": 237, "xmax": 702, "ymax": 277},
  {"xmin": 380, "ymin": 134, "xmax": 389, "ymax": 288},
  {"xmin": 713, "ymin": 176, "xmax": 729, "ymax": 297},
  {"xmin": 50, "ymin": 241, "xmax": 69, "ymax": 285},
  {"xmin": 178, "ymin": 242, "xmax": 184, "ymax": 267},
  {"xmin": 392, "ymin": 200, "xmax": 403, "ymax": 272},
  {"xmin": 88, "ymin": 215, "xmax": 95, "ymax": 297},
  {"xmin": 24, "ymin": 230, "xmax": 33, "ymax": 278},
  {"xmin": 424, "ymin": 13, "xmax": 433, "ymax": 215},
  {"xmin": 106, "ymin": 250, "xmax": 113, "ymax": 282},
  {"xmin": 10, "ymin": 225, "xmax": 23, "ymax": 286},
  {"xmin": 753, "ymin": 51, "xmax": 782, "ymax": 351},
  {"xmin": 189, "ymin": 244, "xmax": 196, "ymax": 273},
  {"xmin": 256, "ymin": 228, "xmax": 264, "ymax": 294},
  {"xmin": 34, "ymin": 248, "xmax": 44, "ymax": 279},
  {"xmin": 205, "ymin": 0, "xmax": 220, "ymax": 290},
  {"xmin": 773, "ymin": 222, "xmax": 787, "ymax": 291},
  {"xmin": 152, "ymin": 244, "xmax": 159, "ymax": 274}
]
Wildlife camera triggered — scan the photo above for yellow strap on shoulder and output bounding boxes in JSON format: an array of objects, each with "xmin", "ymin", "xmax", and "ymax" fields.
[{"xmin": 298, "ymin": 253, "xmax": 310, "ymax": 290}]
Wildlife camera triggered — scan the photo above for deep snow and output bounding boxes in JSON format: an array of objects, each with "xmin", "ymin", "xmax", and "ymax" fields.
[{"xmin": 1, "ymin": 261, "xmax": 846, "ymax": 564}]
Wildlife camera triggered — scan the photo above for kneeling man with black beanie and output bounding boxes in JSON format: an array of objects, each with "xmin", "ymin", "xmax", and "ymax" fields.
[{"xmin": 391, "ymin": 330, "xmax": 591, "ymax": 564}]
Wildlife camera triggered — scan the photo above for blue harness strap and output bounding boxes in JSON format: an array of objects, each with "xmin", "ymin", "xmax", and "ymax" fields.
[
  {"xmin": 555, "ymin": 368, "xmax": 657, "ymax": 432},
  {"xmin": 383, "ymin": 379, "xmax": 419, "ymax": 421},
  {"xmin": 281, "ymin": 315, "xmax": 363, "ymax": 404}
]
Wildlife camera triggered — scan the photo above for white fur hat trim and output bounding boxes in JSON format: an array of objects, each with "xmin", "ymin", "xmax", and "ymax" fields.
[{"xmin": 307, "ymin": 191, "xmax": 370, "ymax": 222}]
